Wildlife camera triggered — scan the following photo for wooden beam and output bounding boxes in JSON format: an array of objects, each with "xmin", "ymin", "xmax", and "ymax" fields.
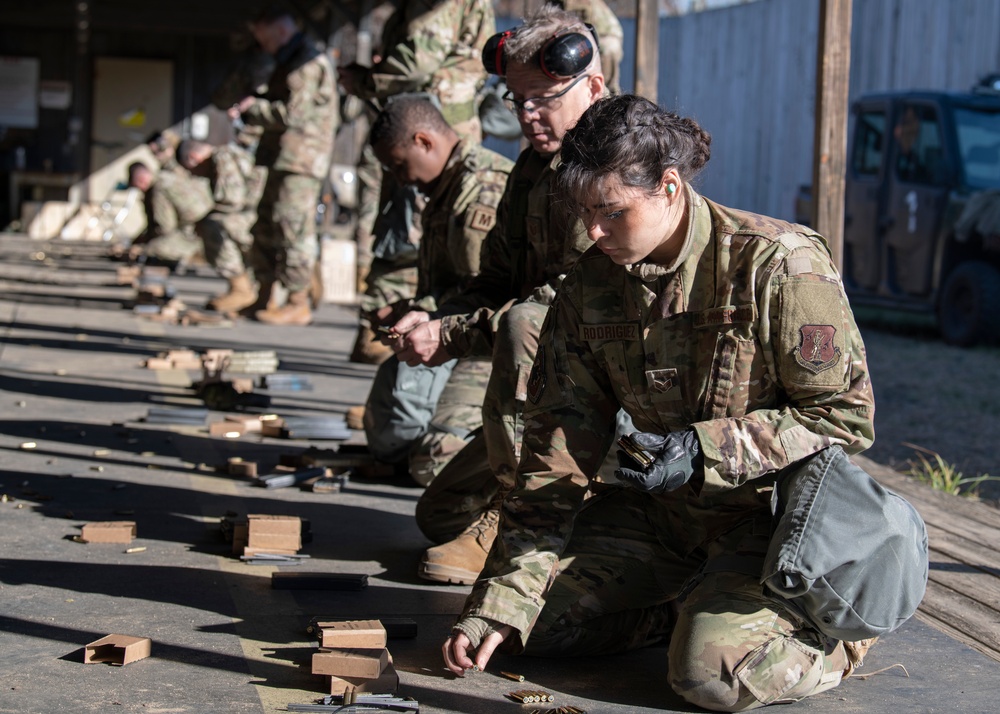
[
  {"xmin": 811, "ymin": 0, "xmax": 852, "ymax": 269},
  {"xmin": 635, "ymin": 0, "xmax": 658, "ymax": 102}
]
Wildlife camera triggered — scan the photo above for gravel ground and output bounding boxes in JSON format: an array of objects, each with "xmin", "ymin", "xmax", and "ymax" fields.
[{"xmin": 855, "ymin": 308, "xmax": 1000, "ymax": 504}]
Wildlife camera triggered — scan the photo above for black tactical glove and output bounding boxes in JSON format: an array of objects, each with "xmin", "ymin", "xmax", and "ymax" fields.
[{"xmin": 615, "ymin": 430, "xmax": 703, "ymax": 494}]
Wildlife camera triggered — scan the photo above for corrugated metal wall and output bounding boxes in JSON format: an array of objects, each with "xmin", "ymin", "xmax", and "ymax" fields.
[{"xmin": 659, "ymin": 0, "xmax": 1000, "ymax": 220}]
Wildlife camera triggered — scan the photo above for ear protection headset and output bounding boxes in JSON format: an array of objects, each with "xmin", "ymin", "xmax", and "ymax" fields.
[{"xmin": 482, "ymin": 25, "xmax": 597, "ymax": 79}]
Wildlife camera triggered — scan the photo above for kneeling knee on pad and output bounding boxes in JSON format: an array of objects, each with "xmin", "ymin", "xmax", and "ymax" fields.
[{"xmin": 670, "ymin": 635, "xmax": 824, "ymax": 712}]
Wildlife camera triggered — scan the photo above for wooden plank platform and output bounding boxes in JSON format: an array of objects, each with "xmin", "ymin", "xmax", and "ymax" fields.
[{"xmin": 856, "ymin": 454, "xmax": 1000, "ymax": 664}]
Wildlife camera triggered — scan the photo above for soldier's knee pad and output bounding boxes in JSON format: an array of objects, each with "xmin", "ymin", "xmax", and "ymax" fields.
[{"xmin": 668, "ymin": 628, "xmax": 824, "ymax": 712}]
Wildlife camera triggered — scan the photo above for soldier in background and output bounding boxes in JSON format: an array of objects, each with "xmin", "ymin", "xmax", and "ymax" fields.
[
  {"xmin": 230, "ymin": 1, "xmax": 339, "ymax": 326},
  {"xmin": 360, "ymin": 97, "xmax": 512, "ymax": 487},
  {"xmin": 177, "ymin": 139, "xmax": 266, "ymax": 313},
  {"xmin": 127, "ymin": 134, "xmax": 214, "ymax": 270},
  {"xmin": 338, "ymin": 0, "xmax": 495, "ymax": 363},
  {"xmin": 339, "ymin": 0, "xmax": 494, "ymax": 142}
]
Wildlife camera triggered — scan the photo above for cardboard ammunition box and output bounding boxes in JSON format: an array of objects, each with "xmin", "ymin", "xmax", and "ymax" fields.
[
  {"xmin": 246, "ymin": 514, "xmax": 301, "ymax": 552},
  {"xmin": 317, "ymin": 620, "xmax": 387, "ymax": 650},
  {"xmin": 328, "ymin": 662, "xmax": 398, "ymax": 696},
  {"xmin": 144, "ymin": 357, "xmax": 173, "ymax": 370},
  {"xmin": 83, "ymin": 634, "xmax": 151, "ymax": 666},
  {"xmin": 81, "ymin": 521, "xmax": 136, "ymax": 543},
  {"xmin": 228, "ymin": 459, "xmax": 258, "ymax": 478},
  {"xmin": 312, "ymin": 647, "xmax": 389, "ymax": 679},
  {"xmin": 160, "ymin": 349, "xmax": 202, "ymax": 369},
  {"xmin": 319, "ymin": 237, "xmax": 357, "ymax": 305},
  {"xmin": 260, "ymin": 417, "xmax": 286, "ymax": 438},
  {"xmin": 209, "ymin": 421, "xmax": 246, "ymax": 438},
  {"xmin": 226, "ymin": 414, "xmax": 265, "ymax": 433}
]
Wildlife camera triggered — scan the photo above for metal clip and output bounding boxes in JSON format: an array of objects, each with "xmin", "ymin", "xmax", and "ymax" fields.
[{"xmin": 617, "ymin": 433, "xmax": 655, "ymax": 468}]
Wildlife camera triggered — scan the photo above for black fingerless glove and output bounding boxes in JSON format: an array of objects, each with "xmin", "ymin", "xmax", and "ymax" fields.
[{"xmin": 615, "ymin": 430, "xmax": 703, "ymax": 494}]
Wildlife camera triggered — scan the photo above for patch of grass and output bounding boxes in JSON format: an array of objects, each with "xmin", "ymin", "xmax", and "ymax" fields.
[{"xmin": 903, "ymin": 443, "xmax": 996, "ymax": 497}]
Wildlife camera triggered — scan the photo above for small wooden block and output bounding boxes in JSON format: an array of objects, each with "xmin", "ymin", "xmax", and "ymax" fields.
[
  {"xmin": 81, "ymin": 521, "xmax": 136, "ymax": 543},
  {"xmin": 317, "ymin": 620, "xmax": 387, "ymax": 650},
  {"xmin": 228, "ymin": 461, "xmax": 258, "ymax": 478},
  {"xmin": 312, "ymin": 647, "xmax": 389, "ymax": 678},
  {"xmin": 246, "ymin": 514, "xmax": 301, "ymax": 552},
  {"xmin": 329, "ymin": 662, "xmax": 398, "ymax": 696}
]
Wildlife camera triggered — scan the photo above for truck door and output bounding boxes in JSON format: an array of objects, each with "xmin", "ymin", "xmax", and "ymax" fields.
[
  {"xmin": 843, "ymin": 102, "xmax": 887, "ymax": 292},
  {"xmin": 883, "ymin": 101, "xmax": 951, "ymax": 297}
]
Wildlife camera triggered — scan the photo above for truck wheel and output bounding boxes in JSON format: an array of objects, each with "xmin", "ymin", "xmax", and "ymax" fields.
[{"xmin": 938, "ymin": 261, "xmax": 1000, "ymax": 347}]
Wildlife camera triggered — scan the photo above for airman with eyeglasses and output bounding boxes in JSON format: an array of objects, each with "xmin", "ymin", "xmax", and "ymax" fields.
[{"xmin": 502, "ymin": 73, "xmax": 590, "ymax": 116}]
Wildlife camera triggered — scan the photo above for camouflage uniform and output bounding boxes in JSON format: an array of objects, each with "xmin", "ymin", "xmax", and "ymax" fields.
[
  {"xmin": 361, "ymin": 0, "xmax": 494, "ymax": 142},
  {"xmin": 415, "ymin": 147, "xmax": 591, "ymax": 539},
  {"xmin": 363, "ymin": 141, "xmax": 513, "ymax": 484},
  {"xmin": 142, "ymin": 165, "xmax": 214, "ymax": 263},
  {"xmin": 354, "ymin": 0, "xmax": 496, "ymax": 316},
  {"xmin": 454, "ymin": 188, "xmax": 876, "ymax": 711},
  {"xmin": 562, "ymin": 0, "xmax": 624, "ymax": 94},
  {"xmin": 242, "ymin": 32, "xmax": 338, "ymax": 293},
  {"xmin": 195, "ymin": 144, "xmax": 266, "ymax": 279}
]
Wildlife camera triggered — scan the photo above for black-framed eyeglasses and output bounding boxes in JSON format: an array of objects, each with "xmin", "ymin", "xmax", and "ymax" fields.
[{"xmin": 502, "ymin": 74, "xmax": 589, "ymax": 115}]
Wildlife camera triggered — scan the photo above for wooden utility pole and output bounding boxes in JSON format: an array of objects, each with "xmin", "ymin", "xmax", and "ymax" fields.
[
  {"xmin": 635, "ymin": 0, "xmax": 659, "ymax": 102},
  {"xmin": 811, "ymin": 0, "xmax": 853, "ymax": 269}
]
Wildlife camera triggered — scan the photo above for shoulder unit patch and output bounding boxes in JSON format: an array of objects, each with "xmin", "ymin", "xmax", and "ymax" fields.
[
  {"xmin": 795, "ymin": 325, "xmax": 841, "ymax": 374},
  {"xmin": 468, "ymin": 205, "xmax": 497, "ymax": 232}
]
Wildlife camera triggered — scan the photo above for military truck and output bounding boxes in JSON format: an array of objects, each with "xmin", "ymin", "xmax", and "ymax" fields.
[{"xmin": 798, "ymin": 85, "xmax": 1000, "ymax": 346}]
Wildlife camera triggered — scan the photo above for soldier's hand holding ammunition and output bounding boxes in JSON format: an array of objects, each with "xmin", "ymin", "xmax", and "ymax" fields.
[
  {"xmin": 615, "ymin": 430, "xmax": 703, "ymax": 493},
  {"xmin": 370, "ymin": 304, "xmax": 404, "ymax": 344},
  {"xmin": 443, "ymin": 623, "xmax": 512, "ymax": 676},
  {"xmin": 393, "ymin": 311, "xmax": 451, "ymax": 367}
]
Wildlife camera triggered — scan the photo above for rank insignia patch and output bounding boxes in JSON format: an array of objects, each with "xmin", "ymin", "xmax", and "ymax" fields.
[
  {"xmin": 645, "ymin": 368, "xmax": 679, "ymax": 394},
  {"xmin": 795, "ymin": 325, "xmax": 841, "ymax": 374}
]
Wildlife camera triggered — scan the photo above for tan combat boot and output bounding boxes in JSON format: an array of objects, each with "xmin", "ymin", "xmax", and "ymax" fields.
[
  {"xmin": 207, "ymin": 273, "xmax": 257, "ymax": 313},
  {"xmin": 255, "ymin": 289, "xmax": 312, "ymax": 326},
  {"xmin": 308, "ymin": 262, "xmax": 325, "ymax": 309},
  {"xmin": 418, "ymin": 507, "xmax": 499, "ymax": 585},
  {"xmin": 843, "ymin": 637, "xmax": 879, "ymax": 677},
  {"xmin": 239, "ymin": 281, "xmax": 275, "ymax": 318},
  {"xmin": 349, "ymin": 325, "xmax": 394, "ymax": 365},
  {"xmin": 345, "ymin": 405, "xmax": 365, "ymax": 431}
]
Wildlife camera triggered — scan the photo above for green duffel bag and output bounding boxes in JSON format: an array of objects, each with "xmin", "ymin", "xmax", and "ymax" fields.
[{"xmin": 763, "ymin": 445, "xmax": 929, "ymax": 642}]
